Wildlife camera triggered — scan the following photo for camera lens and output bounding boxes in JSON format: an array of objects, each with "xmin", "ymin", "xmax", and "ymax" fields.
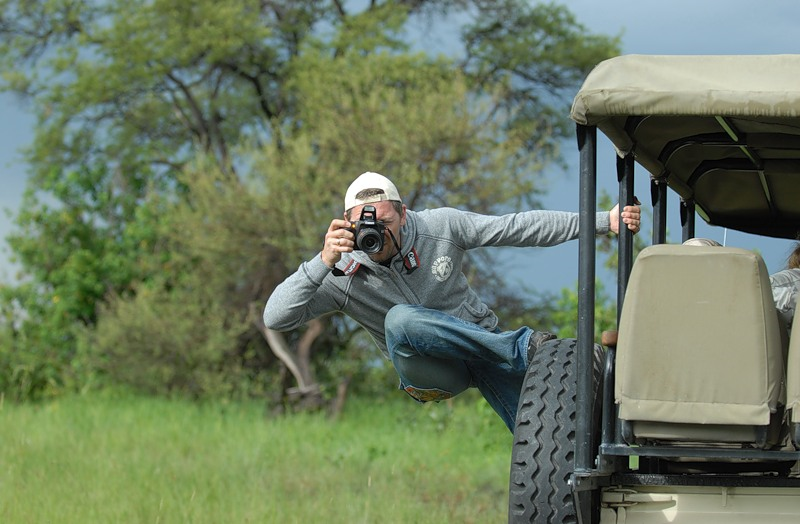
[{"xmin": 357, "ymin": 229, "xmax": 384, "ymax": 254}]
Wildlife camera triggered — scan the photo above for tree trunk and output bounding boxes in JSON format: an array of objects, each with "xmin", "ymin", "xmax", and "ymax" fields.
[
  {"xmin": 250, "ymin": 303, "xmax": 324, "ymax": 411},
  {"xmin": 329, "ymin": 374, "xmax": 353, "ymax": 420}
]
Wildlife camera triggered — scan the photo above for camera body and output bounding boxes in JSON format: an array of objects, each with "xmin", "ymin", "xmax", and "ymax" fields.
[{"xmin": 349, "ymin": 205, "xmax": 386, "ymax": 254}]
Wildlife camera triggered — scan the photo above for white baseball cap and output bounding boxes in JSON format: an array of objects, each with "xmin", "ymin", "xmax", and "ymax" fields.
[{"xmin": 344, "ymin": 172, "xmax": 402, "ymax": 212}]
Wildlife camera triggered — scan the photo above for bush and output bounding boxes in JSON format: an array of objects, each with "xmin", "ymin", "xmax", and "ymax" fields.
[
  {"xmin": 81, "ymin": 282, "xmax": 257, "ymax": 399},
  {"xmin": 0, "ymin": 296, "xmax": 74, "ymax": 401},
  {"xmin": 0, "ymin": 333, "xmax": 65, "ymax": 401}
]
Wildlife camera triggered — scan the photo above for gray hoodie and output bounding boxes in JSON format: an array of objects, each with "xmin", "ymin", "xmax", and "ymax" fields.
[
  {"xmin": 263, "ymin": 207, "xmax": 611, "ymax": 355},
  {"xmin": 770, "ymin": 267, "xmax": 800, "ymax": 331}
]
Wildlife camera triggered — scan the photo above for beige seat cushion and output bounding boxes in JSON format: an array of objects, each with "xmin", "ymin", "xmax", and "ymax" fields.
[
  {"xmin": 616, "ymin": 244, "xmax": 785, "ymax": 435},
  {"xmin": 787, "ymin": 306, "xmax": 800, "ymax": 423}
]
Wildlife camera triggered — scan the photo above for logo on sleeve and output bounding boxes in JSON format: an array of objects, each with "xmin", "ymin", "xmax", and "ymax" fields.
[
  {"xmin": 431, "ymin": 256, "xmax": 453, "ymax": 282},
  {"xmin": 332, "ymin": 259, "xmax": 361, "ymax": 277}
]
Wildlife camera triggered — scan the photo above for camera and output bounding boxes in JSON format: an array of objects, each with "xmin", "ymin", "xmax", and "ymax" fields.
[{"xmin": 349, "ymin": 205, "xmax": 386, "ymax": 254}]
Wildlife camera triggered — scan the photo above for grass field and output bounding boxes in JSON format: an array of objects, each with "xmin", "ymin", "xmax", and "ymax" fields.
[{"xmin": 0, "ymin": 391, "xmax": 512, "ymax": 523}]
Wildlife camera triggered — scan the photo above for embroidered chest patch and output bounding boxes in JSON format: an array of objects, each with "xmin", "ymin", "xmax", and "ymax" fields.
[{"xmin": 431, "ymin": 255, "xmax": 454, "ymax": 282}]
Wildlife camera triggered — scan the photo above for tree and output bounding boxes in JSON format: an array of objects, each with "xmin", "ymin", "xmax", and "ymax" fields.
[{"xmin": 0, "ymin": 0, "xmax": 620, "ymax": 402}]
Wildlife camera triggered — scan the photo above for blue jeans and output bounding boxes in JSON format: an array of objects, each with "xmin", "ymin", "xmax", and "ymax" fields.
[{"xmin": 384, "ymin": 304, "xmax": 534, "ymax": 432}]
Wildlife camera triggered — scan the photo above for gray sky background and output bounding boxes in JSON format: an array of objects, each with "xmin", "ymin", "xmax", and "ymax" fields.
[{"xmin": 1, "ymin": 1, "xmax": 800, "ymax": 293}]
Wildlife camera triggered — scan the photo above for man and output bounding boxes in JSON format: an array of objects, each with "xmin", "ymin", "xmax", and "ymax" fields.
[
  {"xmin": 264, "ymin": 172, "xmax": 641, "ymax": 430},
  {"xmin": 770, "ymin": 242, "xmax": 800, "ymax": 334}
]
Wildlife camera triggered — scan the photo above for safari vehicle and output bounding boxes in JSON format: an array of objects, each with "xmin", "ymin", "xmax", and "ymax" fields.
[{"xmin": 509, "ymin": 54, "xmax": 800, "ymax": 523}]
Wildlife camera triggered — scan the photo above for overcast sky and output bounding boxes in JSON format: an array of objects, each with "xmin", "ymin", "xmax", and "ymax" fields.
[{"xmin": 2, "ymin": 1, "xmax": 800, "ymax": 291}]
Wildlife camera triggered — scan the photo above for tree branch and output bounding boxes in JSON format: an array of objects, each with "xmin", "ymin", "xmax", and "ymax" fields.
[{"xmin": 249, "ymin": 302, "xmax": 309, "ymax": 390}]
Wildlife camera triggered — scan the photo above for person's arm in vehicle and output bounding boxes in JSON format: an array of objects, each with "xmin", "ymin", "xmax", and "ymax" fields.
[
  {"xmin": 770, "ymin": 268, "xmax": 800, "ymax": 328},
  {"xmin": 429, "ymin": 203, "xmax": 640, "ymax": 249}
]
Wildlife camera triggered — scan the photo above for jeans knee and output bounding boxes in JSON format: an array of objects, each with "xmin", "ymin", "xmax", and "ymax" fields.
[
  {"xmin": 385, "ymin": 304, "xmax": 420, "ymax": 334},
  {"xmin": 385, "ymin": 305, "xmax": 430, "ymax": 348}
]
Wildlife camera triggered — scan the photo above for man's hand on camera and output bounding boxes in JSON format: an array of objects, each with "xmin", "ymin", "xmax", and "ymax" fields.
[{"xmin": 322, "ymin": 219, "xmax": 354, "ymax": 268}]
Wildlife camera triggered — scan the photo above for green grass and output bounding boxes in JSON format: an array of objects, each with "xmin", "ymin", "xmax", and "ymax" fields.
[{"xmin": 0, "ymin": 391, "xmax": 511, "ymax": 523}]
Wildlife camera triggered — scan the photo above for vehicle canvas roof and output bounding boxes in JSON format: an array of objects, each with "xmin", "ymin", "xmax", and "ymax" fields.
[{"xmin": 571, "ymin": 54, "xmax": 800, "ymax": 239}]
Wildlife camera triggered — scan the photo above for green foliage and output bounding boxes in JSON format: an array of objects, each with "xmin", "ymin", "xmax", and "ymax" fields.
[
  {"xmin": 0, "ymin": 314, "xmax": 65, "ymax": 401},
  {"xmin": 0, "ymin": 170, "xmax": 172, "ymax": 400},
  {"xmin": 549, "ymin": 279, "xmax": 618, "ymax": 340},
  {"xmin": 0, "ymin": 277, "xmax": 91, "ymax": 400},
  {"xmin": 0, "ymin": 0, "xmax": 621, "ymax": 400},
  {"xmin": 80, "ymin": 280, "xmax": 253, "ymax": 398},
  {"xmin": 76, "ymin": 157, "xmax": 284, "ymax": 398}
]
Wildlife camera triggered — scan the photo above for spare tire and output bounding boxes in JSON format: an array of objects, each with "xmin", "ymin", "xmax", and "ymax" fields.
[{"xmin": 508, "ymin": 338, "xmax": 604, "ymax": 523}]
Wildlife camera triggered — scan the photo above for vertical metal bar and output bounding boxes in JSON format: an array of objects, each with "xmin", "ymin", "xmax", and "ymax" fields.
[
  {"xmin": 651, "ymin": 178, "xmax": 668, "ymax": 245},
  {"xmin": 601, "ymin": 347, "xmax": 617, "ymax": 451},
  {"xmin": 681, "ymin": 199, "xmax": 696, "ymax": 242},
  {"xmin": 606, "ymin": 152, "xmax": 635, "ymax": 448},
  {"xmin": 576, "ymin": 123, "xmax": 596, "ymax": 473},
  {"xmin": 616, "ymin": 153, "xmax": 635, "ymax": 320}
]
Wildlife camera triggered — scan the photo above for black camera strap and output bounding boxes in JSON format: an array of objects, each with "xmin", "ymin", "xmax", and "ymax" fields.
[{"xmin": 388, "ymin": 229, "xmax": 419, "ymax": 274}]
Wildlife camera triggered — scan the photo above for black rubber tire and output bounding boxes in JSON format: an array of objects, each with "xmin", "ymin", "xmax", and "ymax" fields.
[{"xmin": 508, "ymin": 338, "xmax": 604, "ymax": 524}]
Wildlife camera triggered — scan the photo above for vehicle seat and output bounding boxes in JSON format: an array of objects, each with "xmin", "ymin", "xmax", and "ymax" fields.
[
  {"xmin": 787, "ymin": 306, "xmax": 800, "ymax": 448},
  {"xmin": 615, "ymin": 244, "xmax": 786, "ymax": 448}
]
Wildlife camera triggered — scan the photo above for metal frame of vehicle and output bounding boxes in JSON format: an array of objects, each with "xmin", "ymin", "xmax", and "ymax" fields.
[{"xmin": 571, "ymin": 55, "xmax": 800, "ymax": 523}]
